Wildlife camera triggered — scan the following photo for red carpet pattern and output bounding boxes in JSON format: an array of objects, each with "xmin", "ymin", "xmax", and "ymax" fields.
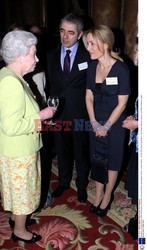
[
  {"xmin": 0, "ymin": 159, "xmax": 138, "ymax": 249},
  {"xmin": 51, "ymin": 159, "xmax": 137, "ymax": 228}
]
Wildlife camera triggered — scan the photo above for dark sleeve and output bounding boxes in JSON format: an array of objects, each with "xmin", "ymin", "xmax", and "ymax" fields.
[
  {"xmin": 46, "ymin": 49, "xmax": 55, "ymax": 96},
  {"xmin": 118, "ymin": 62, "xmax": 131, "ymax": 95},
  {"xmin": 86, "ymin": 60, "xmax": 97, "ymax": 90},
  {"xmin": 86, "ymin": 66, "xmax": 92, "ymax": 90}
]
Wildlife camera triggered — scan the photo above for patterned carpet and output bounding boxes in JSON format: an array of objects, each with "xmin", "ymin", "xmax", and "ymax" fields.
[
  {"xmin": 51, "ymin": 159, "xmax": 137, "ymax": 228},
  {"xmin": 0, "ymin": 159, "xmax": 138, "ymax": 249}
]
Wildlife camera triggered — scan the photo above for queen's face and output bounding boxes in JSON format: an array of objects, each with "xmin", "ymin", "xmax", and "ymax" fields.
[{"xmin": 21, "ymin": 45, "xmax": 39, "ymax": 75}]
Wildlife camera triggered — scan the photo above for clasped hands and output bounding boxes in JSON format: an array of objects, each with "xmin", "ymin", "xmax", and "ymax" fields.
[
  {"xmin": 122, "ymin": 115, "xmax": 138, "ymax": 130},
  {"xmin": 91, "ymin": 121, "xmax": 111, "ymax": 137}
]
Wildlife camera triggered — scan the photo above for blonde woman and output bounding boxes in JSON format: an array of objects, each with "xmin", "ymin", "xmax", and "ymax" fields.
[{"xmin": 83, "ymin": 25, "xmax": 130, "ymax": 216}]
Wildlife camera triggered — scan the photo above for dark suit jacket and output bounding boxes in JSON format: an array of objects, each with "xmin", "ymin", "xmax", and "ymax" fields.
[{"xmin": 47, "ymin": 41, "xmax": 90, "ymax": 122}]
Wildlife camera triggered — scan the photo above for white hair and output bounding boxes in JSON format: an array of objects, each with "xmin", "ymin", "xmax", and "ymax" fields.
[{"xmin": 0, "ymin": 30, "xmax": 37, "ymax": 64}]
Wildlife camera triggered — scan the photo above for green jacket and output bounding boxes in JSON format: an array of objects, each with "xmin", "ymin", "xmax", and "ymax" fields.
[{"xmin": 0, "ymin": 67, "xmax": 42, "ymax": 157}]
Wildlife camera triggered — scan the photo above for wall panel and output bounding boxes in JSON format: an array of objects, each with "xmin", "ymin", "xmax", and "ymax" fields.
[{"xmin": 92, "ymin": 0, "xmax": 122, "ymax": 28}]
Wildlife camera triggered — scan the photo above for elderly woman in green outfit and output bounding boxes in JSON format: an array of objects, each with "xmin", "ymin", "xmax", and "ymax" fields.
[{"xmin": 0, "ymin": 31, "xmax": 56, "ymax": 244}]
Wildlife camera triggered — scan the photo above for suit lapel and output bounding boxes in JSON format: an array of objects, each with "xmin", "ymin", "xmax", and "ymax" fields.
[
  {"xmin": 67, "ymin": 43, "xmax": 86, "ymax": 81},
  {"xmin": 53, "ymin": 43, "xmax": 88, "ymax": 84},
  {"xmin": 54, "ymin": 48, "xmax": 63, "ymax": 74}
]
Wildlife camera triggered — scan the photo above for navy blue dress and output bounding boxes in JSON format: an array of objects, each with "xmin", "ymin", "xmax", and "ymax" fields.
[{"xmin": 87, "ymin": 60, "xmax": 131, "ymax": 172}]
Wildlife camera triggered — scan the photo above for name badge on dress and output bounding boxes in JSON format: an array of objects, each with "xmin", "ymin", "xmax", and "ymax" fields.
[
  {"xmin": 106, "ymin": 77, "xmax": 118, "ymax": 85},
  {"xmin": 78, "ymin": 62, "xmax": 88, "ymax": 71}
]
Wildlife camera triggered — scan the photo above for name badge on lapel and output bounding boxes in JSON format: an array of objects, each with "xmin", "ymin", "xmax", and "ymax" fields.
[
  {"xmin": 106, "ymin": 77, "xmax": 118, "ymax": 85},
  {"xmin": 78, "ymin": 62, "xmax": 88, "ymax": 71}
]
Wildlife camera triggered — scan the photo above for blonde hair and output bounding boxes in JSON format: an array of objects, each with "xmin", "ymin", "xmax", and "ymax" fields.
[{"xmin": 83, "ymin": 25, "xmax": 123, "ymax": 61}]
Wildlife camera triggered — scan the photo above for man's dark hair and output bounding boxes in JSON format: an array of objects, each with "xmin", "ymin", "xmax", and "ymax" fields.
[{"xmin": 60, "ymin": 13, "xmax": 84, "ymax": 34}]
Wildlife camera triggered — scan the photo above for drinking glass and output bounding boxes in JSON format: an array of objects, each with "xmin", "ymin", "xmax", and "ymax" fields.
[{"xmin": 47, "ymin": 96, "xmax": 59, "ymax": 125}]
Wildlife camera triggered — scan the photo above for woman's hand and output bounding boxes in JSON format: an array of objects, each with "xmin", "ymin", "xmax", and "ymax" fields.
[
  {"xmin": 95, "ymin": 126, "xmax": 108, "ymax": 137},
  {"xmin": 124, "ymin": 115, "xmax": 134, "ymax": 121},
  {"xmin": 91, "ymin": 121, "xmax": 107, "ymax": 137},
  {"xmin": 122, "ymin": 118, "xmax": 138, "ymax": 130},
  {"xmin": 91, "ymin": 120, "xmax": 110, "ymax": 137},
  {"xmin": 39, "ymin": 107, "xmax": 57, "ymax": 121}
]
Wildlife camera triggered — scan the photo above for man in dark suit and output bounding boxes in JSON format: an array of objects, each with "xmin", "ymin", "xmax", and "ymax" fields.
[{"xmin": 47, "ymin": 13, "xmax": 91, "ymax": 202}]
